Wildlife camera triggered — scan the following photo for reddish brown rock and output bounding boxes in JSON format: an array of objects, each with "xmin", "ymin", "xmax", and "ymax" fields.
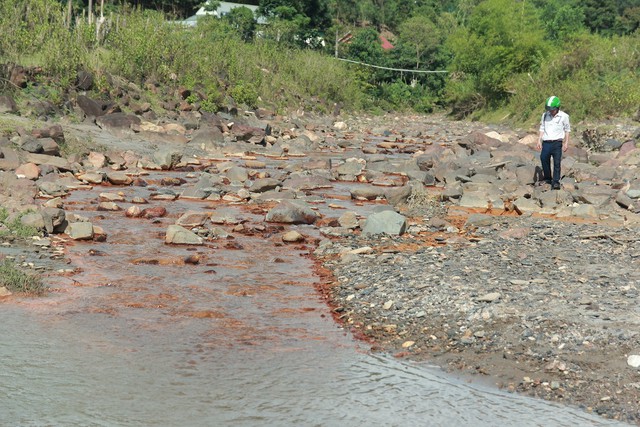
[
  {"xmin": 141, "ymin": 206, "xmax": 167, "ymax": 219},
  {"xmin": 15, "ymin": 163, "xmax": 40, "ymax": 180}
]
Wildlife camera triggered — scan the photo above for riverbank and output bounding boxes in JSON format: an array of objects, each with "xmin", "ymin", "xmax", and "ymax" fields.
[{"xmin": 315, "ymin": 209, "xmax": 640, "ymax": 424}]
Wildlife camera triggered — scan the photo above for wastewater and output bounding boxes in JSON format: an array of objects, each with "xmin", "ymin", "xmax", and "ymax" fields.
[{"xmin": 0, "ymin": 153, "xmax": 630, "ymax": 426}]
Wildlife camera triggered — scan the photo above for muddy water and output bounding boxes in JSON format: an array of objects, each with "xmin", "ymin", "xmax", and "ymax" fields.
[{"xmin": 0, "ymin": 168, "xmax": 626, "ymax": 426}]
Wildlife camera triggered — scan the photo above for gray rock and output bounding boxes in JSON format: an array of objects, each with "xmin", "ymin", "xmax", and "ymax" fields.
[
  {"xmin": 66, "ymin": 221, "xmax": 94, "ymax": 240},
  {"xmin": 176, "ymin": 211, "xmax": 209, "ymax": 227},
  {"xmin": 153, "ymin": 148, "xmax": 182, "ymax": 170},
  {"xmin": 362, "ymin": 210, "xmax": 407, "ymax": 236},
  {"xmin": 265, "ymin": 201, "xmax": 319, "ymax": 224},
  {"xmin": 249, "ymin": 178, "xmax": 280, "ymax": 193},
  {"xmin": 41, "ymin": 208, "xmax": 66, "ymax": 234},
  {"xmin": 165, "ymin": 225, "xmax": 204, "ymax": 245}
]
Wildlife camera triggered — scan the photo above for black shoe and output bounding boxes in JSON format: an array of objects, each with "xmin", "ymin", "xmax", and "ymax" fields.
[{"xmin": 552, "ymin": 183, "xmax": 561, "ymax": 190}]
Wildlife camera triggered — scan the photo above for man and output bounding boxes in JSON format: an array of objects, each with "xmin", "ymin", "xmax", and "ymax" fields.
[{"xmin": 536, "ymin": 96, "xmax": 570, "ymax": 190}]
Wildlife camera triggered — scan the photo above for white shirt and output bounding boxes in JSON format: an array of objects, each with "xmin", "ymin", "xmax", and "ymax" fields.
[{"xmin": 539, "ymin": 110, "xmax": 570, "ymax": 141}]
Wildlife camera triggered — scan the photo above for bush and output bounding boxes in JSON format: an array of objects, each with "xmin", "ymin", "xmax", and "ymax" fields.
[
  {"xmin": 0, "ymin": 208, "xmax": 40, "ymax": 238},
  {"xmin": 230, "ymin": 81, "xmax": 259, "ymax": 108},
  {"xmin": 507, "ymin": 32, "xmax": 640, "ymax": 124},
  {"xmin": 0, "ymin": 260, "xmax": 46, "ymax": 295}
]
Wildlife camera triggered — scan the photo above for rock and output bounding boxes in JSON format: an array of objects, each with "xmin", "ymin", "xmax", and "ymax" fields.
[
  {"xmin": 76, "ymin": 94, "xmax": 108, "ymax": 118},
  {"xmin": 66, "ymin": 221, "xmax": 94, "ymax": 240},
  {"xmin": 282, "ymin": 230, "xmax": 305, "ymax": 242},
  {"xmin": 125, "ymin": 206, "xmax": 143, "ymax": 218},
  {"xmin": 105, "ymin": 171, "xmax": 133, "ymax": 186},
  {"xmin": 477, "ymin": 292, "xmax": 501, "ymax": 302},
  {"xmin": 250, "ymin": 178, "xmax": 280, "ymax": 193},
  {"xmin": 98, "ymin": 202, "xmax": 122, "ymax": 212},
  {"xmin": 23, "ymin": 152, "xmax": 74, "ymax": 172},
  {"xmin": 15, "ymin": 163, "xmax": 40, "ymax": 180},
  {"xmin": 176, "ymin": 211, "xmax": 209, "ymax": 227},
  {"xmin": 628, "ymin": 355, "xmax": 640, "ymax": 368},
  {"xmin": 165, "ymin": 225, "xmax": 203, "ymax": 245},
  {"xmin": 99, "ymin": 192, "xmax": 125, "ymax": 202},
  {"xmin": 350, "ymin": 186, "xmax": 386, "ymax": 201},
  {"xmin": 78, "ymin": 172, "xmax": 104, "ymax": 184},
  {"xmin": 41, "ymin": 208, "xmax": 66, "ymax": 233},
  {"xmin": 338, "ymin": 211, "xmax": 359, "ymax": 229},
  {"xmin": 141, "ymin": 207, "xmax": 167, "ymax": 219},
  {"xmin": 265, "ymin": 201, "xmax": 319, "ymax": 224},
  {"xmin": 153, "ymin": 147, "xmax": 182, "ymax": 170},
  {"xmin": 362, "ymin": 210, "xmax": 407, "ymax": 236},
  {"xmin": 20, "ymin": 212, "xmax": 45, "ymax": 230},
  {"xmin": 96, "ymin": 113, "xmax": 141, "ymax": 135},
  {"xmin": 87, "ymin": 152, "xmax": 107, "ymax": 169},
  {"xmin": 0, "ymin": 146, "xmax": 21, "ymax": 171}
]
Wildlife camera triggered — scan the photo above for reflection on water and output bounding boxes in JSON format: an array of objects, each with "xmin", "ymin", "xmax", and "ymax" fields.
[{"xmin": 0, "ymin": 171, "xmax": 629, "ymax": 426}]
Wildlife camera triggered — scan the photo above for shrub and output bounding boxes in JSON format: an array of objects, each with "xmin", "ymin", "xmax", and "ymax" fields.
[
  {"xmin": 507, "ymin": 32, "xmax": 640, "ymax": 124},
  {"xmin": 0, "ymin": 260, "xmax": 46, "ymax": 295},
  {"xmin": 230, "ymin": 81, "xmax": 259, "ymax": 108},
  {"xmin": 0, "ymin": 208, "xmax": 40, "ymax": 238}
]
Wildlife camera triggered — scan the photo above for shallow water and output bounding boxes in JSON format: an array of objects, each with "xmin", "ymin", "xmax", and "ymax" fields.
[{"xmin": 0, "ymin": 166, "xmax": 629, "ymax": 426}]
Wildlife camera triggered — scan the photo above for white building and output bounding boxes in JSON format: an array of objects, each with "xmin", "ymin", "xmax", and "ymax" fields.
[{"xmin": 184, "ymin": 1, "xmax": 266, "ymax": 25}]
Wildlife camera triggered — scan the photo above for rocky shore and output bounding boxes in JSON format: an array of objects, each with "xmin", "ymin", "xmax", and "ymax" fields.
[{"xmin": 1, "ymin": 84, "xmax": 640, "ymax": 423}]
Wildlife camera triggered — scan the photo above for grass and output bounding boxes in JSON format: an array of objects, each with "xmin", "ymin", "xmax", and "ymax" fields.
[
  {"xmin": 0, "ymin": 259, "xmax": 47, "ymax": 295},
  {"xmin": 0, "ymin": 208, "xmax": 40, "ymax": 238}
]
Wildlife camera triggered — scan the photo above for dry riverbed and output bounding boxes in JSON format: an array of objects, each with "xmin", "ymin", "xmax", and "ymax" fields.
[
  {"xmin": 2, "ymin": 108, "xmax": 640, "ymax": 424},
  {"xmin": 316, "ymin": 207, "xmax": 640, "ymax": 424}
]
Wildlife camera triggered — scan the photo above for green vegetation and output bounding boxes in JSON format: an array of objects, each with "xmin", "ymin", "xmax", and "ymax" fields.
[
  {"xmin": 0, "ymin": 0, "xmax": 638, "ymax": 125},
  {"xmin": 0, "ymin": 208, "xmax": 40, "ymax": 238},
  {"xmin": 0, "ymin": 259, "xmax": 46, "ymax": 295}
]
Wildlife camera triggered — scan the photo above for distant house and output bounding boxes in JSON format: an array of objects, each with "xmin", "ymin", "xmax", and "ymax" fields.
[
  {"xmin": 379, "ymin": 35, "xmax": 394, "ymax": 50},
  {"xmin": 184, "ymin": 1, "xmax": 266, "ymax": 26},
  {"xmin": 338, "ymin": 32, "xmax": 395, "ymax": 51}
]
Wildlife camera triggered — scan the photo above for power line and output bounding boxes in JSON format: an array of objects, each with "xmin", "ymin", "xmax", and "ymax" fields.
[{"xmin": 334, "ymin": 57, "xmax": 449, "ymax": 74}]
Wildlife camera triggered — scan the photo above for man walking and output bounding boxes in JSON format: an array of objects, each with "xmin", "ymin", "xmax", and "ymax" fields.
[{"xmin": 536, "ymin": 96, "xmax": 570, "ymax": 190}]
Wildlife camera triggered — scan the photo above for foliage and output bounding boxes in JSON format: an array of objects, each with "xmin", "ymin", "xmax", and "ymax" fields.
[
  {"xmin": 507, "ymin": 31, "xmax": 640, "ymax": 124},
  {"xmin": 0, "ymin": 259, "xmax": 46, "ymax": 295},
  {"xmin": 225, "ymin": 6, "xmax": 256, "ymax": 41},
  {"xmin": 445, "ymin": 0, "xmax": 548, "ymax": 115},
  {"xmin": 2, "ymin": 0, "xmax": 639, "ymax": 121},
  {"xmin": 230, "ymin": 81, "xmax": 259, "ymax": 108},
  {"xmin": 398, "ymin": 15, "xmax": 441, "ymax": 68},
  {"xmin": 533, "ymin": 0, "xmax": 586, "ymax": 41},
  {"xmin": 0, "ymin": 209, "xmax": 40, "ymax": 238},
  {"xmin": 259, "ymin": 0, "xmax": 331, "ymax": 28}
]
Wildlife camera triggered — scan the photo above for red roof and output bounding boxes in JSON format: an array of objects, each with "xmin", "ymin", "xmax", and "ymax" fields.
[{"xmin": 379, "ymin": 35, "xmax": 394, "ymax": 50}]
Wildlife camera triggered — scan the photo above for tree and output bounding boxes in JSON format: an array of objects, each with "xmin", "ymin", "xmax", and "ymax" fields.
[
  {"xmin": 446, "ymin": 0, "xmax": 548, "ymax": 104},
  {"xmin": 398, "ymin": 15, "xmax": 440, "ymax": 69},
  {"xmin": 583, "ymin": 0, "xmax": 618, "ymax": 34},
  {"xmin": 203, "ymin": 0, "xmax": 220, "ymax": 13},
  {"xmin": 533, "ymin": 0, "xmax": 586, "ymax": 41},
  {"xmin": 225, "ymin": 6, "xmax": 256, "ymax": 41},
  {"xmin": 258, "ymin": 0, "xmax": 331, "ymax": 28}
]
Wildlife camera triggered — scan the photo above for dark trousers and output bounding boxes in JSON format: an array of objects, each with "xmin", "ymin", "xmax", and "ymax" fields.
[{"xmin": 540, "ymin": 140, "xmax": 563, "ymax": 184}]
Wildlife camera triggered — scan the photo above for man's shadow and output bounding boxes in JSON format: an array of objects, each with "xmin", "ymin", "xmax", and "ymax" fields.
[{"xmin": 533, "ymin": 166, "xmax": 544, "ymax": 183}]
